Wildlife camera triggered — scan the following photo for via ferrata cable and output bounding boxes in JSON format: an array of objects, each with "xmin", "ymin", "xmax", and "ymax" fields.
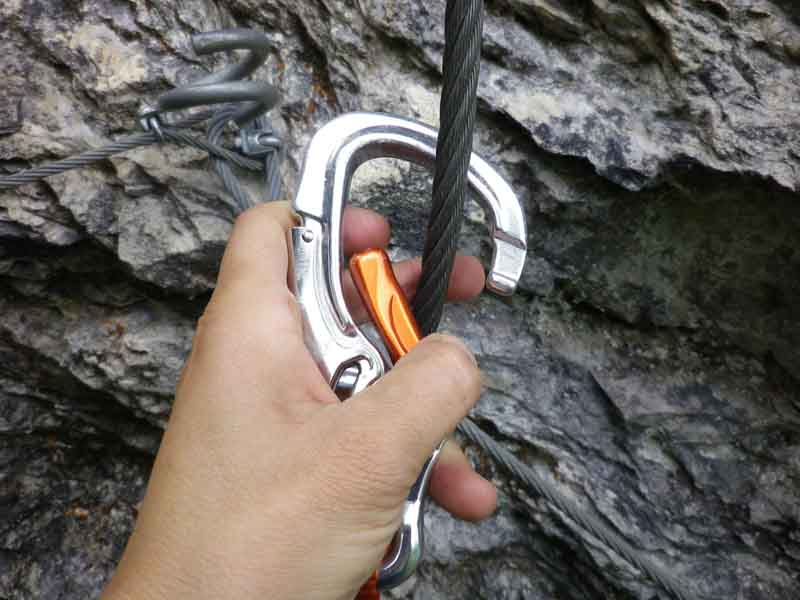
[
  {"xmin": 0, "ymin": 30, "xmax": 282, "ymax": 209},
  {"xmin": 409, "ymin": 2, "xmax": 693, "ymax": 599},
  {"xmin": 413, "ymin": 0, "xmax": 485, "ymax": 335}
]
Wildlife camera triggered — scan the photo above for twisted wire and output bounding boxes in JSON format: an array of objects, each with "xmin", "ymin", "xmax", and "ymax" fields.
[
  {"xmin": 457, "ymin": 419, "xmax": 693, "ymax": 600},
  {"xmin": 0, "ymin": 116, "xmax": 263, "ymax": 192},
  {"xmin": 204, "ymin": 109, "xmax": 283, "ymax": 210},
  {"xmin": 246, "ymin": 113, "xmax": 283, "ymax": 203},
  {"xmin": 411, "ymin": 3, "xmax": 693, "ymax": 598},
  {"xmin": 207, "ymin": 107, "xmax": 252, "ymax": 212},
  {"xmin": 263, "ymin": 127, "xmax": 283, "ymax": 202},
  {"xmin": 0, "ymin": 22, "xmax": 693, "ymax": 599},
  {"xmin": 164, "ymin": 127, "xmax": 263, "ymax": 171},
  {"xmin": 412, "ymin": 0, "xmax": 485, "ymax": 335},
  {"xmin": 0, "ymin": 28, "xmax": 281, "ymax": 208}
]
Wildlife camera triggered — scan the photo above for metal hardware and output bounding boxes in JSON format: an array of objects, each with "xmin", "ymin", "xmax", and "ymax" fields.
[
  {"xmin": 379, "ymin": 440, "xmax": 445, "ymax": 589},
  {"xmin": 138, "ymin": 102, "xmax": 167, "ymax": 141},
  {"xmin": 147, "ymin": 29, "xmax": 280, "ymax": 127},
  {"xmin": 348, "ymin": 247, "xmax": 445, "ymax": 589},
  {"xmin": 289, "ymin": 112, "xmax": 527, "ymax": 589},
  {"xmin": 235, "ymin": 123, "xmax": 282, "ymax": 158}
]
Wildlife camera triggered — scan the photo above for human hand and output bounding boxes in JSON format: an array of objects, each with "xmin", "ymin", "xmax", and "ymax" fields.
[{"xmin": 102, "ymin": 202, "xmax": 496, "ymax": 600}]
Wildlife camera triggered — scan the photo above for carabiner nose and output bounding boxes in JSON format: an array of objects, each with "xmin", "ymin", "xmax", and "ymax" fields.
[
  {"xmin": 289, "ymin": 112, "xmax": 527, "ymax": 590},
  {"xmin": 293, "ymin": 113, "xmax": 527, "ymax": 305}
]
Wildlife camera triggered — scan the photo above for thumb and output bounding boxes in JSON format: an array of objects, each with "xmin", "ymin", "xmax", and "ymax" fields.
[{"xmin": 340, "ymin": 333, "xmax": 483, "ymax": 487}]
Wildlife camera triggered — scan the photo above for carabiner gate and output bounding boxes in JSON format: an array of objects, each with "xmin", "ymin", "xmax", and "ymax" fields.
[{"xmin": 289, "ymin": 112, "xmax": 527, "ymax": 589}]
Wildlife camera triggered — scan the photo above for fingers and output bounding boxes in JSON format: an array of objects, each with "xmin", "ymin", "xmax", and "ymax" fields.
[
  {"xmin": 214, "ymin": 201, "xmax": 296, "ymax": 299},
  {"xmin": 215, "ymin": 202, "xmax": 484, "ymax": 322},
  {"xmin": 338, "ymin": 207, "xmax": 486, "ymax": 322},
  {"xmin": 214, "ymin": 203, "xmax": 390, "ymax": 301},
  {"xmin": 191, "ymin": 202, "xmax": 328, "ymax": 422},
  {"xmin": 343, "ymin": 255, "xmax": 486, "ymax": 323},
  {"xmin": 199, "ymin": 200, "xmax": 305, "ymax": 379},
  {"xmin": 202, "ymin": 203, "xmax": 485, "ymax": 428},
  {"xmin": 338, "ymin": 334, "xmax": 483, "ymax": 484},
  {"xmin": 429, "ymin": 442, "xmax": 497, "ymax": 522},
  {"xmin": 342, "ymin": 207, "xmax": 391, "ymax": 256}
]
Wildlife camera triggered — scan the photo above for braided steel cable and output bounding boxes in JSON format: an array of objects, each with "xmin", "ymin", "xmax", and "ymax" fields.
[
  {"xmin": 205, "ymin": 109, "xmax": 282, "ymax": 211},
  {"xmin": 207, "ymin": 107, "xmax": 252, "ymax": 212},
  {"xmin": 0, "ymin": 118, "xmax": 262, "ymax": 191},
  {"xmin": 162, "ymin": 128, "xmax": 262, "ymax": 171},
  {"xmin": 0, "ymin": 29, "xmax": 282, "ymax": 208},
  {"xmin": 412, "ymin": 0, "xmax": 485, "ymax": 335},
  {"xmin": 0, "ymin": 111, "xmax": 203, "ymax": 189},
  {"xmin": 0, "ymin": 22, "xmax": 692, "ymax": 599},
  {"xmin": 411, "ymin": 4, "xmax": 693, "ymax": 598},
  {"xmin": 263, "ymin": 124, "xmax": 284, "ymax": 202},
  {"xmin": 456, "ymin": 419, "xmax": 693, "ymax": 599}
]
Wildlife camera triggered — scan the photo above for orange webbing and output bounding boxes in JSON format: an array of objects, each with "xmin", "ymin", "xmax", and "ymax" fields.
[{"xmin": 355, "ymin": 572, "xmax": 379, "ymax": 600}]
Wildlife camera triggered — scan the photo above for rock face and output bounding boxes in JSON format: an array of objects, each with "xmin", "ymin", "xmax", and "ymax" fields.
[{"xmin": 1, "ymin": 1, "xmax": 799, "ymax": 598}]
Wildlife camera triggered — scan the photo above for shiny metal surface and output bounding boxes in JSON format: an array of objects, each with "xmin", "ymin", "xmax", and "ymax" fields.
[
  {"xmin": 378, "ymin": 440, "xmax": 446, "ymax": 589},
  {"xmin": 289, "ymin": 222, "xmax": 382, "ymax": 398},
  {"xmin": 288, "ymin": 112, "xmax": 528, "ymax": 589}
]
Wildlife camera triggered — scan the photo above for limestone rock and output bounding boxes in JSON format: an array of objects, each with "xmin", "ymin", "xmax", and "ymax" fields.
[{"xmin": 1, "ymin": 1, "xmax": 798, "ymax": 599}]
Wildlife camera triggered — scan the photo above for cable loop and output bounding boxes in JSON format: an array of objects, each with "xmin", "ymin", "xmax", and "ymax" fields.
[
  {"xmin": 154, "ymin": 29, "xmax": 280, "ymax": 127},
  {"xmin": 2, "ymin": 29, "xmax": 283, "ymax": 210}
]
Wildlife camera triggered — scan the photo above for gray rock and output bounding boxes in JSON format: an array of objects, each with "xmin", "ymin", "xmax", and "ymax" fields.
[{"xmin": 1, "ymin": 1, "xmax": 798, "ymax": 599}]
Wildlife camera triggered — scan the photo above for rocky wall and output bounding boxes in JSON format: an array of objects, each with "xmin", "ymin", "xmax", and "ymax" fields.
[{"xmin": 1, "ymin": 1, "xmax": 799, "ymax": 598}]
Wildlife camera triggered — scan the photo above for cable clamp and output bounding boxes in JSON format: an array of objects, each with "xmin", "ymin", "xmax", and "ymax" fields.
[
  {"xmin": 235, "ymin": 121, "xmax": 282, "ymax": 158},
  {"xmin": 138, "ymin": 102, "xmax": 167, "ymax": 141}
]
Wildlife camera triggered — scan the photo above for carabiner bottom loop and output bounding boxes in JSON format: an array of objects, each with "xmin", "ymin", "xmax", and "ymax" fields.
[{"xmin": 378, "ymin": 439, "xmax": 446, "ymax": 590}]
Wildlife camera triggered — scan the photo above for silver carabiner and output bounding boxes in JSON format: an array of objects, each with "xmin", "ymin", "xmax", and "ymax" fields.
[{"xmin": 289, "ymin": 112, "xmax": 527, "ymax": 589}]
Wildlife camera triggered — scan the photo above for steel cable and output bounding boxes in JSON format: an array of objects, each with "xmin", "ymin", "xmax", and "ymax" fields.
[
  {"xmin": 0, "ymin": 118, "xmax": 262, "ymax": 192},
  {"xmin": 412, "ymin": 0, "xmax": 485, "ymax": 335},
  {"xmin": 456, "ymin": 420, "xmax": 693, "ymax": 599},
  {"xmin": 207, "ymin": 107, "xmax": 253, "ymax": 212},
  {"xmin": 0, "ymin": 29, "xmax": 282, "ymax": 210},
  {"xmin": 0, "ymin": 23, "xmax": 693, "ymax": 600},
  {"xmin": 413, "ymin": 3, "xmax": 693, "ymax": 598}
]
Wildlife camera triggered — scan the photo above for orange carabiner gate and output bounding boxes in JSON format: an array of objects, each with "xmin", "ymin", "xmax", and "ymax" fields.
[
  {"xmin": 350, "ymin": 248, "xmax": 422, "ymax": 361},
  {"xmin": 350, "ymin": 248, "xmax": 424, "ymax": 600}
]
